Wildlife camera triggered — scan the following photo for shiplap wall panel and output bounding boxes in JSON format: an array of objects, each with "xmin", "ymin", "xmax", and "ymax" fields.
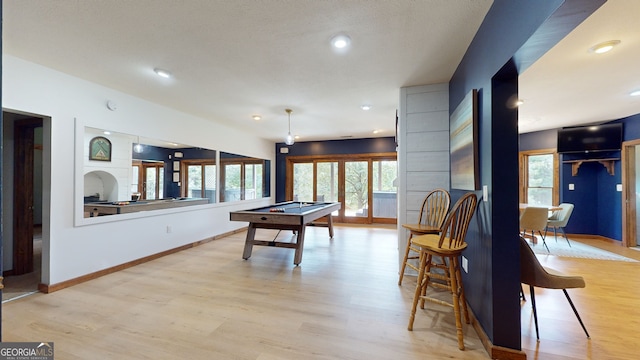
[
  {"xmin": 406, "ymin": 111, "xmax": 449, "ymax": 132},
  {"xmin": 406, "ymin": 191, "xmax": 430, "ymax": 211},
  {"xmin": 406, "ymin": 151, "xmax": 450, "ymax": 171},
  {"xmin": 406, "ymin": 172, "xmax": 449, "ymax": 191},
  {"xmin": 397, "ymin": 83, "xmax": 449, "ymax": 274},
  {"xmin": 405, "ymin": 131, "xmax": 449, "ymax": 152}
]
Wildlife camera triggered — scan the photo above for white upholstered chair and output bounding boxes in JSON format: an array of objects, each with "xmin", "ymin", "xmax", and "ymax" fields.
[
  {"xmin": 520, "ymin": 206, "xmax": 550, "ymax": 252},
  {"xmin": 545, "ymin": 203, "xmax": 574, "ymax": 247}
]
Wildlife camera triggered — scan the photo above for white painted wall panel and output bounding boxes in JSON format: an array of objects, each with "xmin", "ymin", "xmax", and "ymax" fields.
[
  {"xmin": 397, "ymin": 83, "xmax": 449, "ymax": 275},
  {"xmin": 406, "ymin": 111, "xmax": 449, "ymax": 133},
  {"xmin": 406, "ymin": 151, "xmax": 450, "ymax": 172},
  {"xmin": 2, "ymin": 55, "xmax": 274, "ymax": 284},
  {"xmin": 407, "ymin": 91, "xmax": 448, "ymax": 114},
  {"xmin": 406, "ymin": 172, "xmax": 449, "ymax": 191},
  {"xmin": 405, "ymin": 131, "xmax": 449, "ymax": 152}
]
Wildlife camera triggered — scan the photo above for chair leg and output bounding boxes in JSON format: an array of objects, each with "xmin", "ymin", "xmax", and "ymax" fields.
[
  {"xmin": 449, "ymin": 257, "xmax": 465, "ymax": 350},
  {"xmin": 529, "ymin": 285, "xmax": 540, "ymax": 341},
  {"xmin": 520, "ymin": 284, "xmax": 526, "ymax": 301},
  {"xmin": 398, "ymin": 234, "xmax": 414, "ymax": 285},
  {"xmin": 538, "ymin": 231, "xmax": 550, "ymax": 252},
  {"xmin": 560, "ymin": 227, "xmax": 571, "ymax": 247},
  {"xmin": 455, "ymin": 257, "xmax": 470, "ymax": 324},
  {"xmin": 419, "ymin": 254, "xmax": 434, "ymax": 309},
  {"xmin": 562, "ymin": 289, "xmax": 590, "ymax": 338},
  {"xmin": 408, "ymin": 249, "xmax": 428, "ymax": 331}
]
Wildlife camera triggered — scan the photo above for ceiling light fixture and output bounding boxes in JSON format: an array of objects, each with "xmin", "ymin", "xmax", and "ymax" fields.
[
  {"xmin": 154, "ymin": 68, "xmax": 172, "ymax": 78},
  {"xmin": 515, "ymin": 99, "xmax": 524, "ymax": 107},
  {"xmin": 284, "ymin": 108, "xmax": 294, "ymax": 146},
  {"xmin": 330, "ymin": 34, "xmax": 351, "ymax": 50},
  {"xmin": 133, "ymin": 136, "xmax": 144, "ymax": 153},
  {"xmin": 630, "ymin": 90, "xmax": 640, "ymax": 97},
  {"xmin": 588, "ymin": 40, "xmax": 620, "ymax": 54},
  {"xmin": 252, "ymin": 115, "xmax": 262, "ymax": 121},
  {"xmin": 361, "ymin": 104, "xmax": 372, "ymax": 111}
]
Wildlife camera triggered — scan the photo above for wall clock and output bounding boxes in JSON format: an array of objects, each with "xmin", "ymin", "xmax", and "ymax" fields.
[{"xmin": 89, "ymin": 136, "xmax": 112, "ymax": 161}]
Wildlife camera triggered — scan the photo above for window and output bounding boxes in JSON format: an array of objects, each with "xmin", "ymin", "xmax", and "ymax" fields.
[
  {"xmin": 519, "ymin": 150, "xmax": 559, "ymax": 206},
  {"xmin": 219, "ymin": 157, "xmax": 265, "ymax": 202}
]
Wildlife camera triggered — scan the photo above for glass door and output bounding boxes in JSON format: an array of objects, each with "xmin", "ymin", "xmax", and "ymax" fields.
[
  {"xmin": 344, "ymin": 160, "xmax": 369, "ymax": 221},
  {"xmin": 316, "ymin": 161, "xmax": 339, "ymax": 217},
  {"xmin": 142, "ymin": 162, "xmax": 164, "ymax": 200},
  {"xmin": 286, "ymin": 155, "xmax": 397, "ymax": 224},
  {"xmin": 293, "ymin": 162, "xmax": 314, "ymax": 202},
  {"xmin": 372, "ymin": 159, "xmax": 398, "ymax": 221}
]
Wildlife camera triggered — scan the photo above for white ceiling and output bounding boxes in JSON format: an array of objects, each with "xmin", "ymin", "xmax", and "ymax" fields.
[
  {"xmin": 519, "ymin": 0, "xmax": 640, "ymax": 133},
  {"xmin": 3, "ymin": 1, "xmax": 639, "ymax": 142}
]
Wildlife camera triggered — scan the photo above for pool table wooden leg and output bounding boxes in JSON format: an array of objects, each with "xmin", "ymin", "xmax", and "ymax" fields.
[
  {"xmin": 327, "ymin": 215, "xmax": 334, "ymax": 238},
  {"xmin": 294, "ymin": 225, "xmax": 306, "ymax": 265},
  {"xmin": 242, "ymin": 223, "xmax": 257, "ymax": 260}
]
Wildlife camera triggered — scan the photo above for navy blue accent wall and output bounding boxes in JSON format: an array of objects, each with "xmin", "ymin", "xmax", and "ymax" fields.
[
  {"xmin": 519, "ymin": 128, "xmax": 557, "ymax": 150},
  {"xmin": 274, "ymin": 137, "xmax": 396, "ymax": 202},
  {"xmin": 622, "ymin": 113, "xmax": 640, "ymax": 140},
  {"xmin": 449, "ymin": 0, "xmax": 605, "ymax": 351}
]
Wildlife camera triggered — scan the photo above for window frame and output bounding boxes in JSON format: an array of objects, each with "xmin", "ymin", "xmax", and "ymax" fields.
[
  {"xmin": 181, "ymin": 159, "xmax": 216, "ymax": 200},
  {"xmin": 519, "ymin": 148, "xmax": 559, "ymax": 206}
]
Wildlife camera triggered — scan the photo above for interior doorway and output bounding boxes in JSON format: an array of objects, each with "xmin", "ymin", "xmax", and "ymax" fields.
[
  {"xmin": 2, "ymin": 110, "xmax": 50, "ymax": 302},
  {"xmin": 621, "ymin": 139, "xmax": 640, "ymax": 247}
]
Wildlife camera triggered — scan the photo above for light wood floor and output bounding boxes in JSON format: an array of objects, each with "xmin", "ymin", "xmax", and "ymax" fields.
[
  {"xmin": 1, "ymin": 225, "xmax": 639, "ymax": 359},
  {"xmin": 520, "ymin": 236, "xmax": 640, "ymax": 360}
]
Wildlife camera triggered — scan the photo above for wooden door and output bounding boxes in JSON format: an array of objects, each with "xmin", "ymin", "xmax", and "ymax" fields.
[{"xmin": 13, "ymin": 118, "xmax": 42, "ymax": 275}]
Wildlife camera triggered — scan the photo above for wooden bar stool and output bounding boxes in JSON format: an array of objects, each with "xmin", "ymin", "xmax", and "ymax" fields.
[
  {"xmin": 398, "ymin": 189, "xmax": 450, "ymax": 285},
  {"xmin": 407, "ymin": 192, "xmax": 478, "ymax": 350}
]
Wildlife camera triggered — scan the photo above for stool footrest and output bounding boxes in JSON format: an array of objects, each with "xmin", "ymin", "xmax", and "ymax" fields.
[{"xmin": 420, "ymin": 296, "xmax": 455, "ymax": 309}]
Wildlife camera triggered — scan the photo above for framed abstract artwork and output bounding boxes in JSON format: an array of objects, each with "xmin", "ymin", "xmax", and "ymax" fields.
[{"xmin": 449, "ymin": 89, "xmax": 479, "ymax": 190}]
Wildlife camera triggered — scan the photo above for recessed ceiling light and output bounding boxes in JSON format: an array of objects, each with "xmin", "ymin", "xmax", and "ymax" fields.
[
  {"xmin": 103, "ymin": 131, "xmax": 111, "ymax": 135},
  {"xmin": 361, "ymin": 104, "xmax": 372, "ymax": 111},
  {"xmin": 252, "ymin": 115, "xmax": 262, "ymax": 121},
  {"xmin": 154, "ymin": 68, "xmax": 172, "ymax": 78},
  {"xmin": 373, "ymin": 130, "xmax": 380, "ymax": 134},
  {"xmin": 331, "ymin": 34, "xmax": 351, "ymax": 50},
  {"xmin": 630, "ymin": 90, "xmax": 640, "ymax": 97},
  {"xmin": 588, "ymin": 40, "xmax": 620, "ymax": 54}
]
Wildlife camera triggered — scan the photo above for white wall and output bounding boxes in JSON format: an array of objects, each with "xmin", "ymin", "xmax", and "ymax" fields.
[
  {"xmin": 2, "ymin": 55, "xmax": 274, "ymax": 286},
  {"xmin": 397, "ymin": 83, "xmax": 450, "ymax": 273}
]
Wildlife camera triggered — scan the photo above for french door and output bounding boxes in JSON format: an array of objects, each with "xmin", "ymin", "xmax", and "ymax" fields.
[
  {"xmin": 287, "ymin": 154, "xmax": 397, "ymax": 224},
  {"xmin": 132, "ymin": 160, "xmax": 165, "ymax": 200}
]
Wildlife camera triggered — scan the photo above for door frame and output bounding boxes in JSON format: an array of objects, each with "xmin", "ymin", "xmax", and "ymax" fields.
[{"xmin": 621, "ymin": 139, "xmax": 640, "ymax": 247}]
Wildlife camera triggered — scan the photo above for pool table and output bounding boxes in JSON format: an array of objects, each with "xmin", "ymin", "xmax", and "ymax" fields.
[{"xmin": 230, "ymin": 201, "xmax": 341, "ymax": 265}]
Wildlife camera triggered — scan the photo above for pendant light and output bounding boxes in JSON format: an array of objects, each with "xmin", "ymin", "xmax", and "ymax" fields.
[
  {"xmin": 285, "ymin": 108, "xmax": 294, "ymax": 145},
  {"xmin": 134, "ymin": 136, "xmax": 144, "ymax": 153}
]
